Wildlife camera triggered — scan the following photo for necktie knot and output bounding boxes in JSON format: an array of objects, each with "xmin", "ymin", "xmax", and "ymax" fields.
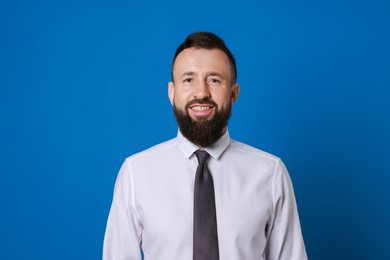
[{"xmin": 195, "ymin": 150, "xmax": 210, "ymax": 165}]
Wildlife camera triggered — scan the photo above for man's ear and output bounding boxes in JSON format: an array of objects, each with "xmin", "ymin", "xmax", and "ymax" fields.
[
  {"xmin": 168, "ymin": 81, "xmax": 175, "ymax": 105},
  {"xmin": 231, "ymin": 83, "xmax": 240, "ymax": 104}
]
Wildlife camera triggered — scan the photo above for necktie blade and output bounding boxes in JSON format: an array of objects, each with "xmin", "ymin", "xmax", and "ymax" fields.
[{"xmin": 193, "ymin": 150, "xmax": 219, "ymax": 260}]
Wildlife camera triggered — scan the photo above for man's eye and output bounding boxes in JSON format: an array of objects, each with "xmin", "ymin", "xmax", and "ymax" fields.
[
  {"xmin": 183, "ymin": 78, "xmax": 192, "ymax": 83},
  {"xmin": 209, "ymin": 78, "xmax": 221, "ymax": 84}
]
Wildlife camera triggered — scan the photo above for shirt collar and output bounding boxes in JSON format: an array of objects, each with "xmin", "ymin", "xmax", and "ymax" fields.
[{"xmin": 177, "ymin": 129, "xmax": 231, "ymax": 160}]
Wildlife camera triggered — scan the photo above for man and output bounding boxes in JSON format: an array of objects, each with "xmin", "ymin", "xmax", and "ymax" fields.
[{"xmin": 103, "ymin": 32, "xmax": 307, "ymax": 260}]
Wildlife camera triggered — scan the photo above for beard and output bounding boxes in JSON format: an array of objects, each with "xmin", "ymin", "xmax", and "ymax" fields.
[{"xmin": 173, "ymin": 98, "xmax": 232, "ymax": 147}]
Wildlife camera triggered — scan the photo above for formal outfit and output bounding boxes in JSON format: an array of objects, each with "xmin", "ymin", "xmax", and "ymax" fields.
[{"xmin": 103, "ymin": 130, "xmax": 308, "ymax": 260}]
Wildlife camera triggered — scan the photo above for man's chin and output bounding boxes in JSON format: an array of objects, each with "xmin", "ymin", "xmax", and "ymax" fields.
[
  {"xmin": 190, "ymin": 115, "xmax": 213, "ymax": 123},
  {"xmin": 174, "ymin": 103, "xmax": 232, "ymax": 147}
]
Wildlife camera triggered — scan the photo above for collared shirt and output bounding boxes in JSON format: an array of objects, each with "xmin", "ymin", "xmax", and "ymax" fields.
[{"xmin": 103, "ymin": 131, "xmax": 307, "ymax": 260}]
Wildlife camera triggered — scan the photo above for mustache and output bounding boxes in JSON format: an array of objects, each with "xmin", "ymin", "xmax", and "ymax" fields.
[{"xmin": 185, "ymin": 98, "xmax": 218, "ymax": 110}]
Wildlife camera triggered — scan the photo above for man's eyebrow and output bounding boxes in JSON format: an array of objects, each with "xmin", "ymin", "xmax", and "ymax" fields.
[
  {"xmin": 207, "ymin": 72, "xmax": 226, "ymax": 79},
  {"xmin": 179, "ymin": 71, "xmax": 226, "ymax": 80},
  {"xmin": 180, "ymin": 71, "xmax": 196, "ymax": 78}
]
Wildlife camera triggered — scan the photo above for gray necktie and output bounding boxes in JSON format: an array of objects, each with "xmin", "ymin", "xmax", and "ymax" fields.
[{"xmin": 193, "ymin": 150, "xmax": 219, "ymax": 260}]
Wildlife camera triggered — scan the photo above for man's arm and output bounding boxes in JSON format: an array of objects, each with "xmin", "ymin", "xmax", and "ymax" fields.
[
  {"xmin": 265, "ymin": 160, "xmax": 308, "ymax": 260},
  {"xmin": 103, "ymin": 160, "xmax": 143, "ymax": 260}
]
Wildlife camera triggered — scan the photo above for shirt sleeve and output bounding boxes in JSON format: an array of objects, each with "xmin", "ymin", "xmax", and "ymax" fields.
[
  {"xmin": 265, "ymin": 160, "xmax": 308, "ymax": 260},
  {"xmin": 103, "ymin": 159, "xmax": 143, "ymax": 260}
]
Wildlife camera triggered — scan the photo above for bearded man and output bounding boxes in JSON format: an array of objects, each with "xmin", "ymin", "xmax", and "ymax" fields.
[{"xmin": 103, "ymin": 32, "xmax": 307, "ymax": 260}]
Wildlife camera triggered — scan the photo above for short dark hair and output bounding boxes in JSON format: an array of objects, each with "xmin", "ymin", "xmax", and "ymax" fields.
[{"xmin": 171, "ymin": 32, "xmax": 237, "ymax": 83}]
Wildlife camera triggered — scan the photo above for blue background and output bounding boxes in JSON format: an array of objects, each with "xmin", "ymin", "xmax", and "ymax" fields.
[{"xmin": 1, "ymin": 0, "xmax": 389, "ymax": 259}]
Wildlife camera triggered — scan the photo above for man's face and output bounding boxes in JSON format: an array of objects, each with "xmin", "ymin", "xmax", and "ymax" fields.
[
  {"xmin": 169, "ymin": 47, "xmax": 239, "ymax": 121},
  {"xmin": 168, "ymin": 47, "xmax": 239, "ymax": 146}
]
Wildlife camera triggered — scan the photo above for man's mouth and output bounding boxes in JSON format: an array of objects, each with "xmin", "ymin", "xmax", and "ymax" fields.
[
  {"xmin": 188, "ymin": 104, "xmax": 215, "ymax": 118},
  {"xmin": 190, "ymin": 105, "xmax": 213, "ymax": 111}
]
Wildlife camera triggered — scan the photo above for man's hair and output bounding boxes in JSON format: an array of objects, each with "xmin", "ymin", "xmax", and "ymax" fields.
[{"xmin": 171, "ymin": 32, "xmax": 237, "ymax": 83}]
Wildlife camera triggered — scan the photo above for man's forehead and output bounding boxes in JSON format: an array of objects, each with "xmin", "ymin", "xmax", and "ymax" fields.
[{"xmin": 173, "ymin": 48, "xmax": 231, "ymax": 74}]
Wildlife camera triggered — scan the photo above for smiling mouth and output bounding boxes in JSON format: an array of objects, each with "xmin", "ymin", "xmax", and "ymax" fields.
[{"xmin": 190, "ymin": 105, "xmax": 213, "ymax": 111}]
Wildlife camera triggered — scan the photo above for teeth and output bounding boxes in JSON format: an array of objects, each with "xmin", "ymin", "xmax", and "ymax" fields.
[{"xmin": 192, "ymin": 106, "xmax": 211, "ymax": 111}]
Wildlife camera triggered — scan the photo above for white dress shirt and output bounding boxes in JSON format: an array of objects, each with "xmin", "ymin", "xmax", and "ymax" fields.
[{"xmin": 103, "ymin": 130, "xmax": 307, "ymax": 260}]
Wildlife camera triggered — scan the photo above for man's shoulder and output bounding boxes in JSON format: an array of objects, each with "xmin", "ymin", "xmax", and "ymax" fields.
[
  {"xmin": 125, "ymin": 137, "xmax": 178, "ymax": 162},
  {"xmin": 229, "ymin": 139, "xmax": 281, "ymax": 163}
]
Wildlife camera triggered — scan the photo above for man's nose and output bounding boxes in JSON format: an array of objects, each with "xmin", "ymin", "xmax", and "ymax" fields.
[{"xmin": 193, "ymin": 80, "xmax": 211, "ymax": 99}]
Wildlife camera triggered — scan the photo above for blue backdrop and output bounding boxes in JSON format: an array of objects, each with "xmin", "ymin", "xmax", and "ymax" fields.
[{"xmin": 1, "ymin": 0, "xmax": 389, "ymax": 259}]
